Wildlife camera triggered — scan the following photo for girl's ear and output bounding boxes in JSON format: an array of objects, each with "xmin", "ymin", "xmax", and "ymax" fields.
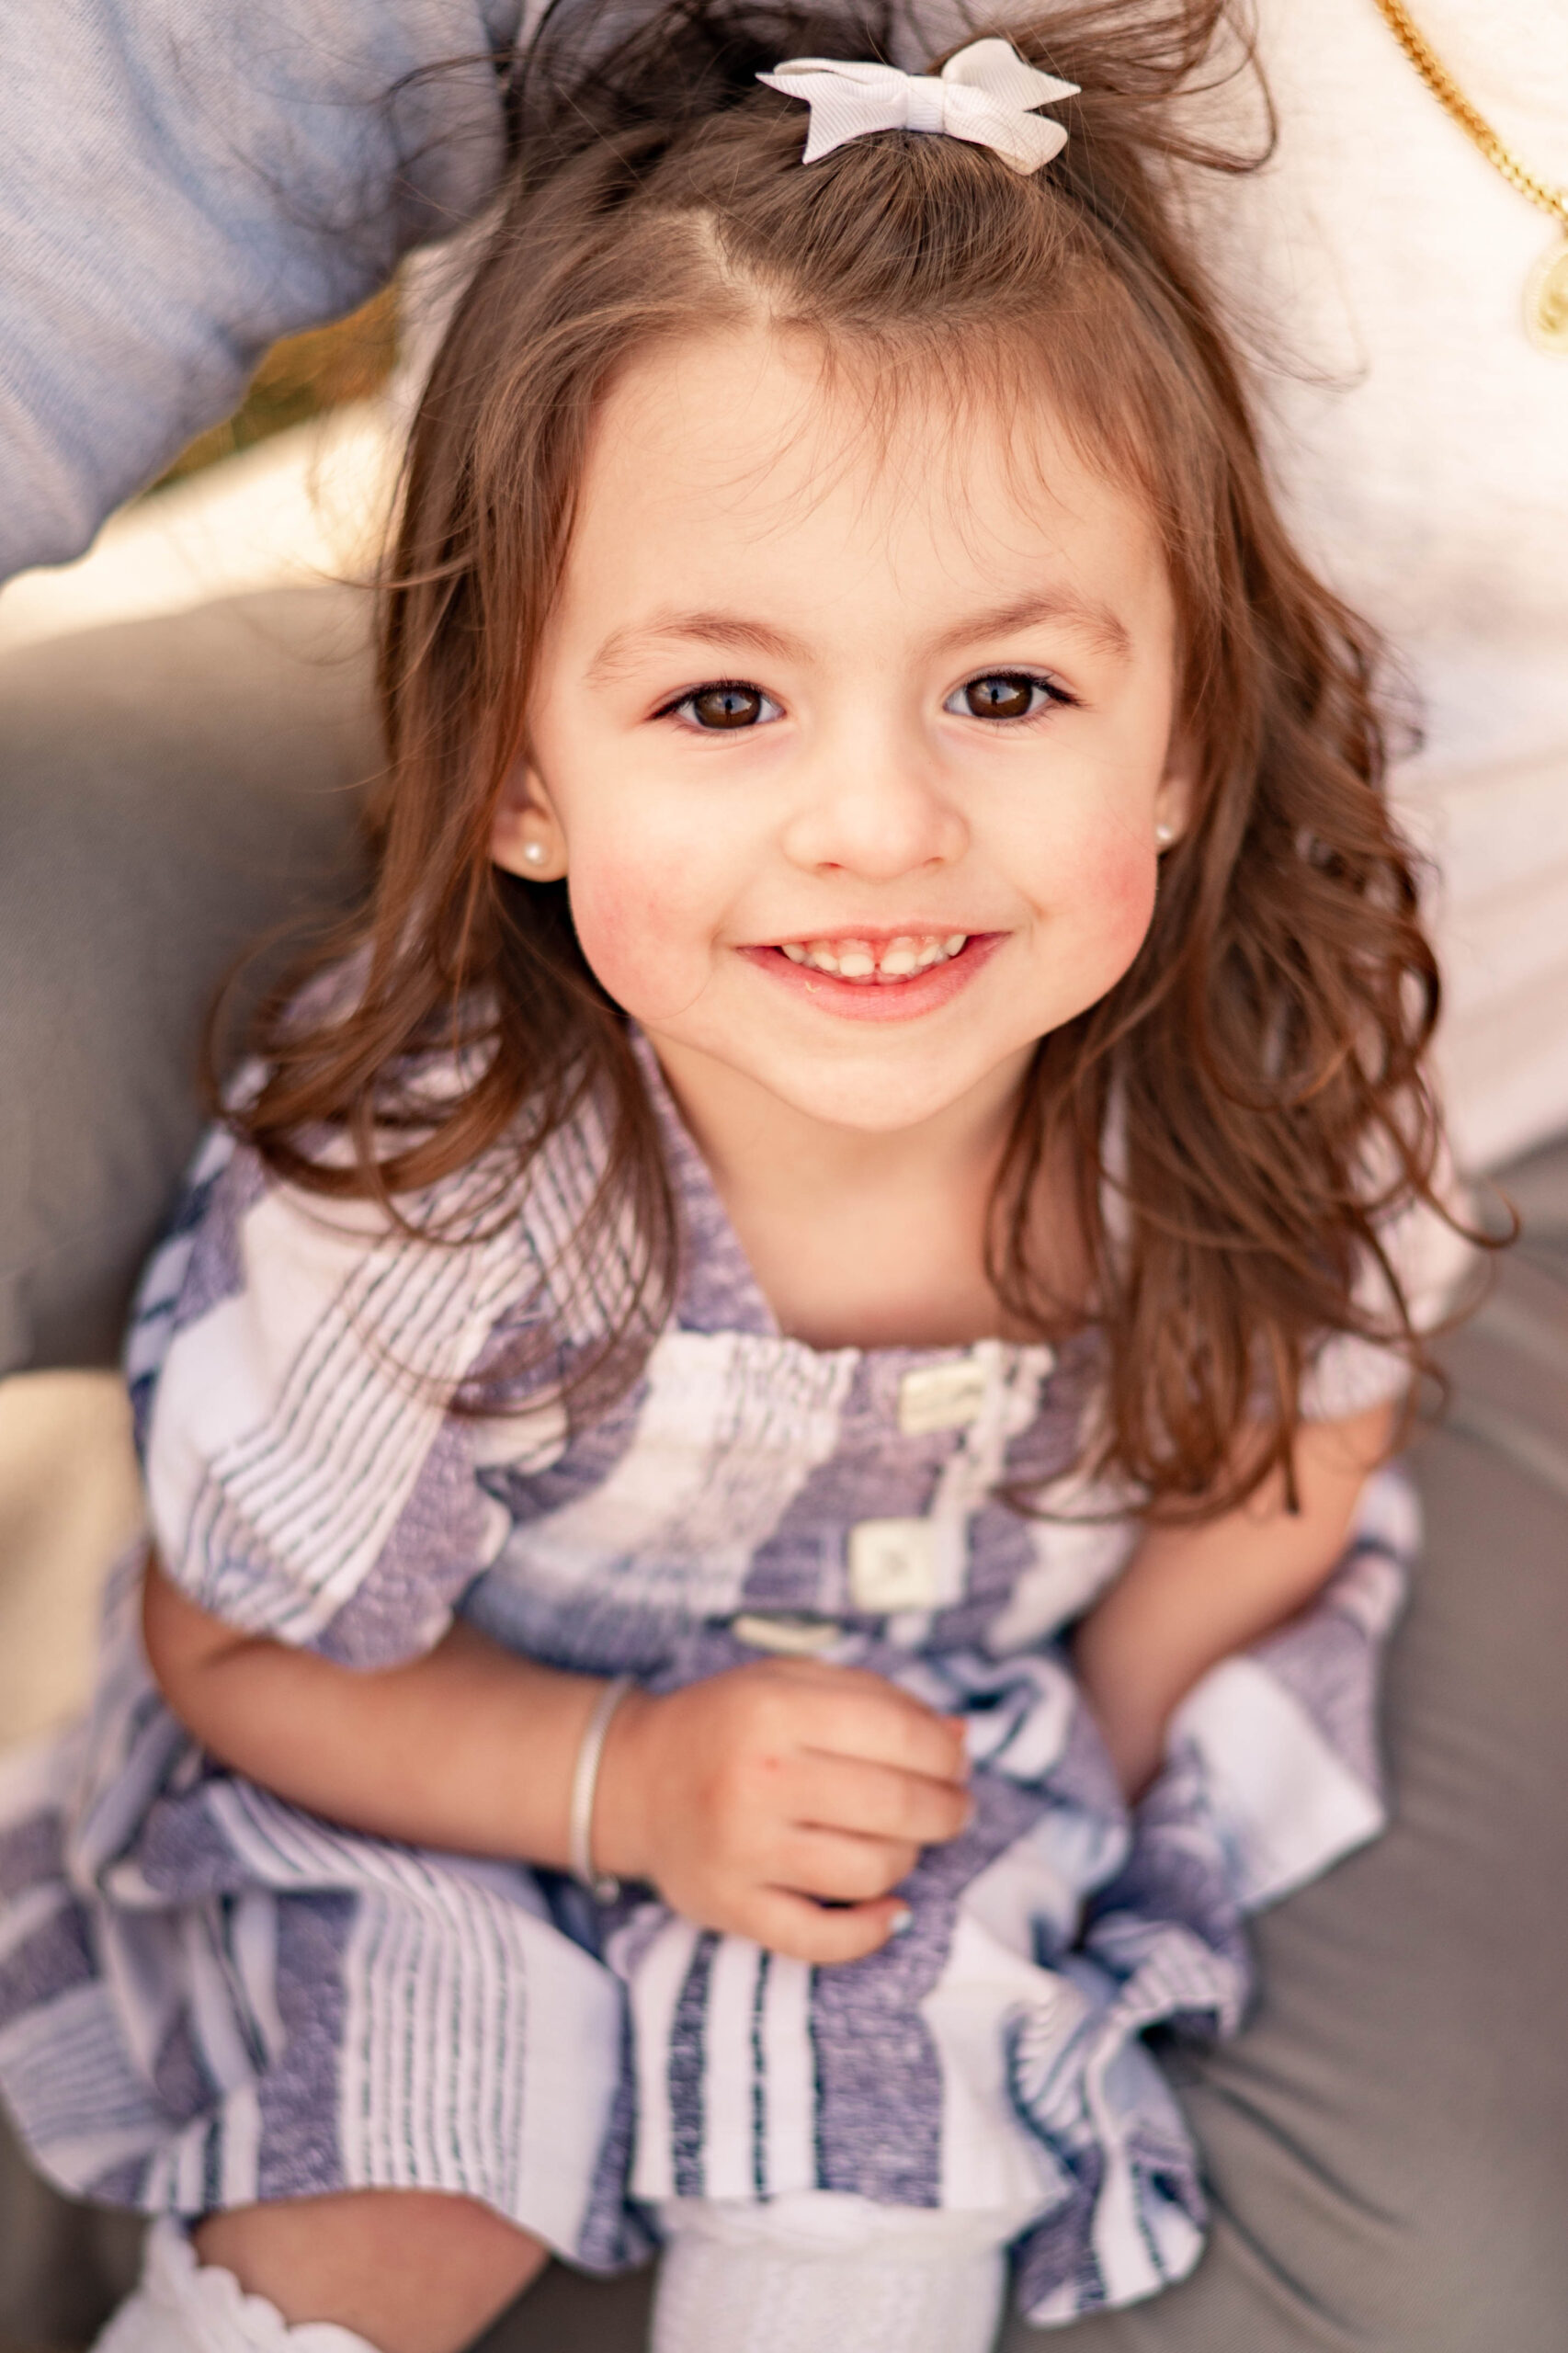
[
  {"xmin": 1153, "ymin": 730, "xmax": 1198, "ymax": 853},
  {"xmin": 492, "ymin": 764, "xmax": 568, "ymax": 881}
]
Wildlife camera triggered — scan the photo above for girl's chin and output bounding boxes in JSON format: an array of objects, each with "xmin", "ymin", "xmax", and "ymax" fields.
[
  {"xmin": 670, "ymin": 1031, "xmax": 1035, "ymax": 1141},
  {"xmin": 737, "ymin": 931, "xmax": 1004, "ymax": 1022}
]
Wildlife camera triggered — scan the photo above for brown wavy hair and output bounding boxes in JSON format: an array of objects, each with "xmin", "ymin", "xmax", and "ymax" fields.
[{"xmin": 231, "ymin": 0, "xmax": 1468, "ymax": 1514}]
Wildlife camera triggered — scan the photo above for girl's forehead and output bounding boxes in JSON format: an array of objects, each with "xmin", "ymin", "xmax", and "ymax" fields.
[
  {"xmin": 570, "ymin": 323, "xmax": 1169, "ymax": 627},
  {"xmin": 594, "ymin": 323, "xmax": 1136, "ymax": 518}
]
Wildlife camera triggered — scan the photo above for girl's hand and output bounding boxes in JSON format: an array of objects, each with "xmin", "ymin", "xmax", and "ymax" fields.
[{"xmin": 595, "ymin": 1658, "xmax": 972, "ymax": 1964}]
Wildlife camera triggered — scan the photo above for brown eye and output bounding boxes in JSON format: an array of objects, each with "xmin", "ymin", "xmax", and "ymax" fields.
[
  {"xmin": 961, "ymin": 673, "xmax": 1040, "ymax": 721},
  {"xmin": 688, "ymin": 684, "xmax": 768, "ymax": 729}
]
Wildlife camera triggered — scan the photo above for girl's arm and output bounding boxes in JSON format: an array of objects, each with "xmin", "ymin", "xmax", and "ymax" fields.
[
  {"xmin": 142, "ymin": 1562, "xmax": 622, "ymax": 1863},
  {"xmin": 141, "ymin": 1561, "xmax": 970, "ymax": 1963},
  {"xmin": 1071, "ymin": 1400, "xmax": 1394, "ymax": 1798}
]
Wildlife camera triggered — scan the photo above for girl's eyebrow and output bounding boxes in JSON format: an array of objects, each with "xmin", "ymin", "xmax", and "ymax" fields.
[
  {"xmin": 585, "ymin": 613, "xmax": 800, "ymax": 684},
  {"xmin": 585, "ymin": 591, "xmax": 1131, "ymax": 685},
  {"xmin": 926, "ymin": 593, "xmax": 1132, "ymax": 665}
]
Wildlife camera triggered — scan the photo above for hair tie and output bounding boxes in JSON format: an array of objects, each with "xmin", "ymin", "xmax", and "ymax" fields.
[{"xmin": 757, "ymin": 37, "xmax": 1078, "ymax": 176}]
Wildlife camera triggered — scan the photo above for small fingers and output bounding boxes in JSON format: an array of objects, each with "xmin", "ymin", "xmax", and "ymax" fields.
[
  {"xmin": 743, "ymin": 1889, "xmax": 912, "ymax": 1967},
  {"xmin": 790, "ymin": 1670, "xmax": 970, "ymax": 1785},
  {"xmin": 789, "ymin": 1751, "xmax": 972, "ymax": 1848},
  {"xmin": 773, "ymin": 1826, "xmax": 920, "ymax": 1903}
]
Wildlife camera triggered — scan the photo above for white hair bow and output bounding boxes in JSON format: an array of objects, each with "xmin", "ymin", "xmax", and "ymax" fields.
[{"xmin": 757, "ymin": 37, "xmax": 1078, "ymax": 175}]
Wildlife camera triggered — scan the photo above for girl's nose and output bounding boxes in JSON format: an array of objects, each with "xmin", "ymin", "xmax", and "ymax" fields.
[{"xmin": 781, "ymin": 730, "xmax": 968, "ymax": 880}]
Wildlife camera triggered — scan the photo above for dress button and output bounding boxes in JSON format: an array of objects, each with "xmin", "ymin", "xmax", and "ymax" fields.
[
  {"xmin": 731, "ymin": 1613, "xmax": 843, "ymax": 1656},
  {"xmin": 846, "ymin": 1518, "xmax": 941, "ymax": 1610},
  {"xmin": 897, "ymin": 1356, "xmax": 988, "ymax": 1435}
]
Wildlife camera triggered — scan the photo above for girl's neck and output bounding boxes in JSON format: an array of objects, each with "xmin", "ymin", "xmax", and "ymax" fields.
[{"xmin": 649, "ymin": 1033, "xmax": 1065, "ymax": 1352}]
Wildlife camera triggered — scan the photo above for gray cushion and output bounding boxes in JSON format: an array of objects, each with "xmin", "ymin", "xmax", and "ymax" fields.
[{"xmin": 0, "ymin": 587, "xmax": 377, "ymax": 1374}]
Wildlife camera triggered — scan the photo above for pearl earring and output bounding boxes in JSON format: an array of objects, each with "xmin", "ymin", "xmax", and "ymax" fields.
[
  {"xmin": 1154, "ymin": 820, "xmax": 1176, "ymax": 848},
  {"xmin": 522, "ymin": 840, "xmax": 548, "ymax": 868}
]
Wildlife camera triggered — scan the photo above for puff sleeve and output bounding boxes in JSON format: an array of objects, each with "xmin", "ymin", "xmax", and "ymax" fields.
[
  {"xmin": 125, "ymin": 1122, "xmax": 565, "ymax": 1669},
  {"xmin": 1299, "ymin": 1153, "xmax": 1478, "ymax": 1420}
]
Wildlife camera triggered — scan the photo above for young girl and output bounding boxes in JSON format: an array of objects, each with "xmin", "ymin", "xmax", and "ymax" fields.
[{"xmin": 0, "ymin": 3, "xmax": 1473, "ymax": 2348}]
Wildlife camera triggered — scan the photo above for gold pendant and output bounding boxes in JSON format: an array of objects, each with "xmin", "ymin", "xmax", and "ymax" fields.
[{"xmin": 1526, "ymin": 236, "xmax": 1568, "ymax": 352}]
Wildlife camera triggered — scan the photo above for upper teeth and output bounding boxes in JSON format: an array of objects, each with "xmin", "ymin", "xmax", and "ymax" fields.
[{"xmin": 778, "ymin": 933, "xmax": 968, "ymax": 982}]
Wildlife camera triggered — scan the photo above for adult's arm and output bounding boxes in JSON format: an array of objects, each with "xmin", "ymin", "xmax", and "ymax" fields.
[{"xmin": 0, "ymin": 0, "xmax": 521, "ymax": 583}]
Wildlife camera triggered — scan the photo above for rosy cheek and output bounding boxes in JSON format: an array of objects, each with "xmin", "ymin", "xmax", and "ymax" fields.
[
  {"xmin": 565, "ymin": 837, "xmax": 713, "ymax": 1021},
  {"xmin": 1052, "ymin": 822, "xmax": 1160, "ymax": 989},
  {"xmin": 1102, "ymin": 835, "xmax": 1161, "ymax": 952}
]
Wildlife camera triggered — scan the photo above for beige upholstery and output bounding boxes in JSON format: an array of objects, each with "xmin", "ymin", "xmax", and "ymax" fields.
[{"xmin": 0, "ymin": 1375, "xmax": 142, "ymax": 1753}]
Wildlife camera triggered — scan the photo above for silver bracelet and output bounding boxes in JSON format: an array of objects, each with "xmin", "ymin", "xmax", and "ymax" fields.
[{"xmin": 568, "ymin": 1675, "xmax": 634, "ymax": 1903}]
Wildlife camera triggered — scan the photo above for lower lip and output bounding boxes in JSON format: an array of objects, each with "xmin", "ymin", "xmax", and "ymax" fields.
[{"xmin": 739, "ymin": 935, "xmax": 1003, "ymax": 1021}]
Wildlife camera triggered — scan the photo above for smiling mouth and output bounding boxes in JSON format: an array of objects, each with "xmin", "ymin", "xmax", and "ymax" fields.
[{"xmin": 774, "ymin": 932, "xmax": 969, "ymax": 985}]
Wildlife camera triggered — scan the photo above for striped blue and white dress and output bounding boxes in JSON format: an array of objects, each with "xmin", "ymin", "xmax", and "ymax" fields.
[{"xmin": 0, "ymin": 1037, "xmax": 1454, "ymax": 2326}]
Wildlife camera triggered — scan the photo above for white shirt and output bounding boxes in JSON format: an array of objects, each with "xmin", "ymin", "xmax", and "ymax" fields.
[{"xmin": 1183, "ymin": 0, "xmax": 1568, "ymax": 1168}]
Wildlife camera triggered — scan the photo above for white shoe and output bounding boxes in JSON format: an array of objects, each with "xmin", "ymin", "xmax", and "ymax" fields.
[{"xmin": 94, "ymin": 2220, "xmax": 382, "ymax": 2352}]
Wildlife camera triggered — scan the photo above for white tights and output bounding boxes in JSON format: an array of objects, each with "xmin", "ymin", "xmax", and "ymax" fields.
[{"xmin": 652, "ymin": 2191, "xmax": 1034, "ymax": 2353}]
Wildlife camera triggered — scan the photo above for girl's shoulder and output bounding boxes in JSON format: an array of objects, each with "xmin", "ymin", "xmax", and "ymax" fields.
[
  {"xmin": 1300, "ymin": 1149, "xmax": 1480, "ymax": 1420},
  {"xmin": 119, "ymin": 1028, "xmax": 642, "ymax": 1665},
  {"xmin": 124, "ymin": 1029, "xmax": 629, "ymax": 1450}
]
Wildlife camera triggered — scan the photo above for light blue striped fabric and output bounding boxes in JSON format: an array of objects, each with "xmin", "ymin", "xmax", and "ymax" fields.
[{"xmin": 0, "ymin": 1041, "xmax": 1419, "ymax": 2323}]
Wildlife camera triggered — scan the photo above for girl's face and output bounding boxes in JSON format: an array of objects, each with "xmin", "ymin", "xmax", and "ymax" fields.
[{"xmin": 498, "ymin": 324, "xmax": 1190, "ymax": 1142}]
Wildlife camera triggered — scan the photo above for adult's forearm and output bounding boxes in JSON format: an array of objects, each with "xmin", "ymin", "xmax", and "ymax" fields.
[{"xmin": 0, "ymin": 0, "xmax": 520, "ymax": 582}]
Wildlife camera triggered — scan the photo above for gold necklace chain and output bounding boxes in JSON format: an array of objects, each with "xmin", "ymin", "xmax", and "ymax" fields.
[{"xmin": 1368, "ymin": 0, "xmax": 1568, "ymax": 347}]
